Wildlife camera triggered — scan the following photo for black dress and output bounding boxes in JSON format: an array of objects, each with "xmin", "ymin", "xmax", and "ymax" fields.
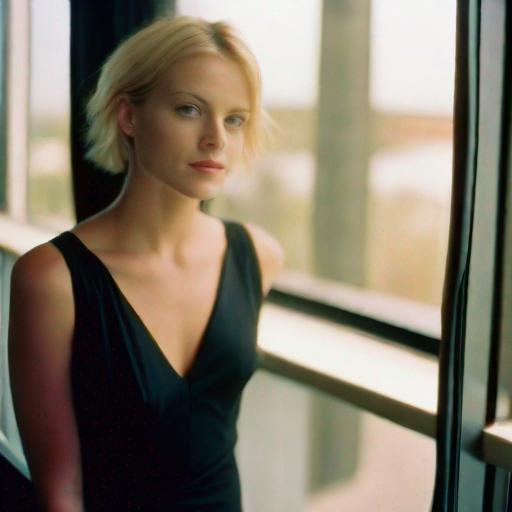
[{"xmin": 48, "ymin": 217, "xmax": 263, "ymax": 511}]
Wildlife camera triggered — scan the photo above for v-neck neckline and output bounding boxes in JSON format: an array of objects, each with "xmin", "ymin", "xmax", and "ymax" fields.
[{"xmin": 65, "ymin": 218, "xmax": 231, "ymax": 383}]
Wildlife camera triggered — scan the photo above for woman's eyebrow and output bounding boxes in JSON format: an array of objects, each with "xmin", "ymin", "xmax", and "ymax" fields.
[{"xmin": 169, "ymin": 90, "xmax": 250, "ymax": 113}]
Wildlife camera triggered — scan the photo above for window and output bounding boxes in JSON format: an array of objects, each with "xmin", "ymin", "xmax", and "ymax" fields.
[
  {"xmin": 27, "ymin": 0, "xmax": 73, "ymax": 231},
  {"xmin": 177, "ymin": 0, "xmax": 456, "ymax": 338},
  {"xmin": 0, "ymin": 0, "xmax": 6, "ymax": 211}
]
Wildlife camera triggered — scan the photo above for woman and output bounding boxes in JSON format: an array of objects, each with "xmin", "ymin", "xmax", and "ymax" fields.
[{"xmin": 8, "ymin": 15, "xmax": 284, "ymax": 511}]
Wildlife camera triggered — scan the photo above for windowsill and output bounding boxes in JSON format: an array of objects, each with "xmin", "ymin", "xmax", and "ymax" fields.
[
  {"xmin": 257, "ymin": 303, "xmax": 438, "ymax": 437},
  {"xmin": 272, "ymin": 269, "xmax": 441, "ymax": 341},
  {"xmin": 483, "ymin": 421, "xmax": 512, "ymax": 471}
]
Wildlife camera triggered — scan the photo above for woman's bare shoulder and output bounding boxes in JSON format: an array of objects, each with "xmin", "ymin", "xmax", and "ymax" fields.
[
  {"xmin": 9, "ymin": 240, "xmax": 75, "ymax": 372},
  {"xmin": 240, "ymin": 221, "xmax": 285, "ymax": 296},
  {"xmin": 11, "ymin": 240, "xmax": 72, "ymax": 302}
]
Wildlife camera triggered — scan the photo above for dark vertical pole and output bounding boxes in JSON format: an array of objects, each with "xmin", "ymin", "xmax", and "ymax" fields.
[
  {"xmin": 69, "ymin": 0, "xmax": 175, "ymax": 222},
  {"xmin": 496, "ymin": 0, "xmax": 512, "ymax": 432},
  {"xmin": 433, "ymin": 1, "xmax": 476, "ymax": 508},
  {"xmin": 483, "ymin": 1, "xmax": 512, "ymax": 510},
  {"xmin": 434, "ymin": 0, "xmax": 512, "ymax": 510}
]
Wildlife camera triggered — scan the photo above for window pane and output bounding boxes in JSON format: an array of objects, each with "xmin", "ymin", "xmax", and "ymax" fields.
[
  {"xmin": 177, "ymin": 0, "xmax": 455, "ymax": 315},
  {"xmin": 367, "ymin": 0, "xmax": 454, "ymax": 306},
  {"xmin": 237, "ymin": 370, "xmax": 435, "ymax": 511},
  {"xmin": 28, "ymin": 0, "xmax": 73, "ymax": 231},
  {"xmin": 0, "ymin": 0, "xmax": 6, "ymax": 211}
]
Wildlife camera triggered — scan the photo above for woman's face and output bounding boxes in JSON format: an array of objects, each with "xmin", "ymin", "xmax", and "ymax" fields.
[{"xmin": 119, "ymin": 51, "xmax": 251, "ymax": 200}]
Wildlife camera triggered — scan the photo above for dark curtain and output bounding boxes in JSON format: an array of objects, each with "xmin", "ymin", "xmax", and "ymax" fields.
[
  {"xmin": 70, "ymin": 0, "xmax": 174, "ymax": 222},
  {"xmin": 432, "ymin": 0, "xmax": 480, "ymax": 510}
]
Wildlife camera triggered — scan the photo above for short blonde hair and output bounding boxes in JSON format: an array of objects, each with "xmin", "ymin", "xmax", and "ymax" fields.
[{"xmin": 85, "ymin": 15, "xmax": 275, "ymax": 174}]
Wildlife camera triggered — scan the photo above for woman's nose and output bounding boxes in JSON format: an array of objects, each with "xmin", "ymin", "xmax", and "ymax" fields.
[{"xmin": 199, "ymin": 118, "xmax": 226, "ymax": 150}]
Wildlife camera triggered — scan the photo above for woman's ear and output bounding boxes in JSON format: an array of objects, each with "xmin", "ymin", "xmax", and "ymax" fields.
[{"xmin": 117, "ymin": 96, "xmax": 136, "ymax": 138}]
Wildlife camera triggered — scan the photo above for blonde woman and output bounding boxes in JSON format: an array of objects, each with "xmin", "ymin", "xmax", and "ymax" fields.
[{"xmin": 8, "ymin": 15, "xmax": 284, "ymax": 511}]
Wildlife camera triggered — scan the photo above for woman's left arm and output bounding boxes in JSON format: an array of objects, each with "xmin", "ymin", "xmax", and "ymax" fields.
[{"xmin": 242, "ymin": 222, "xmax": 285, "ymax": 297}]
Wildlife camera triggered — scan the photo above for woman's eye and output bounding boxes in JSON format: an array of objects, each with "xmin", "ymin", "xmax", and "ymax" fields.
[
  {"xmin": 227, "ymin": 115, "xmax": 246, "ymax": 128},
  {"xmin": 176, "ymin": 106, "xmax": 246, "ymax": 128},
  {"xmin": 176, "ymin": 104, "xmax": 200, "ymax": 116}
]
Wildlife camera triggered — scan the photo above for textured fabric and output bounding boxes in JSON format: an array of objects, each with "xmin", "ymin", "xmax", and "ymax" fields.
[{"xmin": 49, "ymin": 217, "xmax": 263, "ymax": 511}]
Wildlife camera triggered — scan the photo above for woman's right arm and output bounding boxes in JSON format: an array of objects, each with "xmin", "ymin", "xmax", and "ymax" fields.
[{"xmin": 8, "ymin": 244, "xmax": 84, "ymax": 512}]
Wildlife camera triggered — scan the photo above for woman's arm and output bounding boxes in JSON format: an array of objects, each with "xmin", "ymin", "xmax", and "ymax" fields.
[
  {"xmin": 8, "ymin": 244, "xmax": 84, "ymax": 512},
  {"xmin": 242, "ymin": 222, "xmax": 285, "ymax": 297}
]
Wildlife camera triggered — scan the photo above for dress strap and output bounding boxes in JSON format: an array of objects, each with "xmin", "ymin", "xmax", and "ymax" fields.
[
  {"xmin": 222, "ymin": 218, "xmax": 264, "ymax": 311},
  {"xmin": 48, "ymin": 231, "xmax": 100, "ymax": 313}
]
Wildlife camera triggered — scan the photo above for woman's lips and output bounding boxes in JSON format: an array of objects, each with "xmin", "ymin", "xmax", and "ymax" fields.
[{"xmin": 188, "ymin": 164, "xmax": 224, "ymax": 173}]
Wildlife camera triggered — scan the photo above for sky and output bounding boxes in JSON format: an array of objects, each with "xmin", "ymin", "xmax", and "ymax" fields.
[{"xmin": 30, "ymin": 0, "xmax": 456, "ymax": 118}]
